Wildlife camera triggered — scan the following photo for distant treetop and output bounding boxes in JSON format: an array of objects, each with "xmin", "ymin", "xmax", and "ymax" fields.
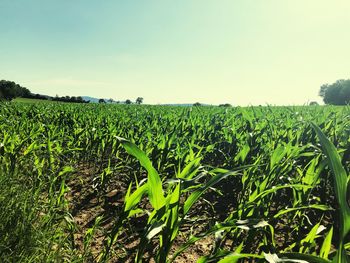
[
  {"xmin": 309, "ymin": 101, "xmax": 319, "ymax": 106},
  {"xmin": 0, "ymin": 79, "xmax": 88, "ymax": 103},
  {"xmin": 319, "ymin": 79, "xmax": 350, "ymax": 105},
  {"xmin": 219, "ymin": 103, "xmax": 232, "ymax": 107},
  {"xmin": 136, "ymin": 97, "xmax": 143, "ymax": 104},
  {"xmin": 0, "ymin": 80, "xmax": 31, "ymax": 100}
]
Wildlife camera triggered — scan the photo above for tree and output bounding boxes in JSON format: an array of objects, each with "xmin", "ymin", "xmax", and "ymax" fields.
[
  {"xmin": 136, "ymin": 97, "xmax": 143, "ymax": 104},
  {"xmin": 309, "ymin": 101, "xmax": 319, "ymax": 106},
  {"xmin": 98, "ymin": 99, "xmax": 106, "ymax": 103},
  {"xmin": 193, "ymin": 102, "xmax": 202, "ymax": 106},
  {"xmin": 52, "ymin": 95, "xmax": 87, "ymax": 103},
  {"xmin": 219, "ymin": 103, "xmax": 232, "ymax": 107},
  {"xmin": 319, "ymin": 79, "xmax": 350, "ymax": 105},
  {"xmin": 125, "ymin": 99, "xmax": 132, "ymax": 104},
  {"xmin": 0, "ymin": 80, "xmax": 31, "ymax": 100}
]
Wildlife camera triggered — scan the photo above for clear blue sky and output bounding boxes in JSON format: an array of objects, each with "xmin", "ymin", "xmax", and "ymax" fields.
[{"xmin": 1, "ymin": 0, "xmax": 350, "ymax": 105}]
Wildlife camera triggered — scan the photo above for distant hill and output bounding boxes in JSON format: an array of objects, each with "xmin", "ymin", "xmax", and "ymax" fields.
[
  {"xmin": 82, "ymin": 96, "xmax": 117, "ymax": 103},
  {"xmin": 82, "ymin": 96, "xmax": 102, "ymax": 103},
  {"xmin": 82, "ymin": 98, "xmax": 211, "ymax": 106}
]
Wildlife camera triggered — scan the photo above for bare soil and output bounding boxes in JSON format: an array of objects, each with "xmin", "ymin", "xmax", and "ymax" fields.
[{"xmin": 65, "ymin": 164, "xmax": 216, "ymax": 262}]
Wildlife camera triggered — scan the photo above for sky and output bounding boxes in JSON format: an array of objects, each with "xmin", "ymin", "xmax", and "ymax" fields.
[{"xmin": 1, "ymin": 1, "xmax": 350, "ymax": 105}]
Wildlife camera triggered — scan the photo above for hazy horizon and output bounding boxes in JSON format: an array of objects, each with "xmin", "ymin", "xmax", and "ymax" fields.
[{"xmin": 1, "ymin": 1, "xmax": 350, "ymax": 105}]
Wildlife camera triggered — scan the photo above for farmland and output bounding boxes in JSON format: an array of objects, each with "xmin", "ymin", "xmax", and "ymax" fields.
[{"xmin": 0, "ymin": 102, "xmax": 349, "ymax": 262}]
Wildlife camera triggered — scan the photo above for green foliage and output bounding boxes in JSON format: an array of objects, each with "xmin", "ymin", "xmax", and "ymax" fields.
[
  {"xmin": 0, "ymin": 103, "xmax": 349, "ymax": 262},
  {"xmin": 309, "ymin": 101, "xmax": 319, "ymax": 106},
  {"xmin": 219, "ymin": 103, "xmax": 232, "ymax": 107},
  {"xmin": 136, "ymin": 97, "xmax": 144, "ymax": 104},
  {"xmin": 320, "ymin": 79, "xmax": 350, "ymax": 105},
  {"xmin": 0, "ymin": 80, "xmax": 31, "ymax": 100},
  {"xmin": 0, "ymin": 79, "xmax": 88, "ymax": 103},
  {"xmin": 311, "ymin": 123, "xmax": 350, "ymax": 262}
]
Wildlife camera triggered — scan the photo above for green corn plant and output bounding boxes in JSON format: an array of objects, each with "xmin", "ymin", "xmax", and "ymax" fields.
[
  {"xmin": 268, "ymin": 123, "xmax": 350, "ymax": 263},
  {"xmin": 101, "ymin": 137, "xmax": 241, "ymax": 262},
  {"xmin": 83, "ymin": 216, "xmax": 103, "ymax": 259},
  {"xmin": 2, "ymin": 101, "xmax": 350, "ymax": 262},
  {"xmin": 170, "ymin": 217, "xmax": 273, "ymax": 262},
  {"xmin": 311, "ymin": 123, "xmax": 350, "ymax": 262}
]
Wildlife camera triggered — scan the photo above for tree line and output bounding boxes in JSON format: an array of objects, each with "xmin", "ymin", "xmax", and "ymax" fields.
[
  {"xmin": 0, "ymin": 80, "xmax": 88, "ymax": 103},
  {"xmin": 52, "ymin": 95, "xmax": 86, "ymax": 103},
  {"xmin": 2, "ymin": 78, "xmax": 350, "ymax": 106},
  {"xmin": 0, "ymin": 80, "xmax": 31, "ymax": 100},
  {"xmin": 0, "ymin": 79, "xmax": 146, "ymax": 104},
  {"xmin": 319, "ymin": 79, "xmax": 350, "ymax": 105},
  {"xmin": 98, "ymin": 97, "xmax": 143, "ymax": 104}
]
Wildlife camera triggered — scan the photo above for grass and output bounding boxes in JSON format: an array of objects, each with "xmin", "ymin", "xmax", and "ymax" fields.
[{"xmin": 13, "ymin": 97, "xmax": 52, "ymax": 103}]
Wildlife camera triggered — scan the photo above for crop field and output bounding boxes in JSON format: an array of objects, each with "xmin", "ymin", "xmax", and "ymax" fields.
[{"xmin": 0, "ymin": 102, "xmax": 349, "ymax": 262}]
